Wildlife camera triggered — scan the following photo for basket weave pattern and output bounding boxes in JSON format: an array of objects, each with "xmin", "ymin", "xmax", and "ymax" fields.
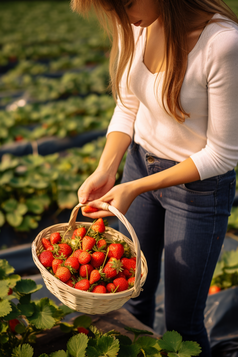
[{"xmin": 32, "ymin": 203, "xmax": 148, "ymax": 315}]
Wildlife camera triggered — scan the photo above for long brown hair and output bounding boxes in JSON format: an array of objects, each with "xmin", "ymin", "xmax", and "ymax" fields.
[{"xmin": 71, "ymin": 0, "xmax": 238, "ymax": 122}]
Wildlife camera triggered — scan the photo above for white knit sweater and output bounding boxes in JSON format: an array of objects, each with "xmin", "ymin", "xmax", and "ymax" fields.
[{"xmin": 107, "ymin": 14, "xmax": 238, "ymax": 180}]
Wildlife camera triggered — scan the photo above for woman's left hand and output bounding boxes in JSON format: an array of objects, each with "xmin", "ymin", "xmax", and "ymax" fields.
[{"xmin": 81, "ymin": 182, "xmax": 136, "ymax": 218}]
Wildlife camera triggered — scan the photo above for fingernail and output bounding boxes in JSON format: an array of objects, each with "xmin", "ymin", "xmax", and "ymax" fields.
[{"xmin": 80, "ymin": 197, "xmax": 86, "ymax": 204}]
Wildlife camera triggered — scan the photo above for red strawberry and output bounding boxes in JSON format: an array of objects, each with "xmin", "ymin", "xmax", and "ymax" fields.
[
  {"xmin": 79, "ymin": 264, "xmax": 94, "ymax": 278},
  {"xmin": 39, "ymin": 250, "xmax": 54, "ymax": 268},
  {"xmin": 97, "ymin": 239, "xmax": 107, "ymax": 250},
  {"xmin": 103, "ymin": 257, "xmax": 123, "ymax": 279},
  {"xmin": 65, "ymin": 256, "xmax": 80, "ymax": 271},
  {"xmin": 56, "ymin": 243, "xmax": 72, "ymax": 258},
  {"xmin": 42, "ymin": 237, "xmax": 52, "ymax": 250},
  {"xmin": 121, "ymin": 257, "xmax": 136, "ymax": 272},
  {"xmin": 91, "ymin": 251, "xmax": 105, "ymax": 268},
  {"xmin": 72, "ymin": 249, "xmax": 83, "ymax": 259},
  {"xmin": 91, "ymin": 218, "xmax": 105, "ymax": 233},
  {"xmin": 89, "ymin": 269, "xmax": 101, "ymax": 285},
  {"xmin": 113, "ymin": 277, "xmax": 129, "ymax": 292},
  {"xmin": 91, "ymin": 285, "xmax": 106, "ymax": 293},
  {"xmin": 65, "ymin": 277, "xmax": 75, "ymax": 287},
  {"xmin": 72, "ymin": 227, "xmax": 87, "ymax": 240},
  {"xmin": 78, "ymin": 251, "xmax": 91, "ymax": 265},
  {"xmin": 55, "ymin": 266, "xmax": 71, "ymax": 283},
  {"xmin": 128, "ymin": 277, "xmax": 135, "ymax": 287},
  {"xmin": 83, "ymin": 206, "xmax": 99, "ymax": 213},
  {"xmin": 46, "ymin": 245, "xmax": 54, "ymax": 251},
  {"xmin": 75, "ymin": 279, "xmax": 90, "ymax": 291},
  {"xmin": 108, "ymin": 243, "xmax": 124, "ymax": 260},
  {"xmin": 115, "ymin": 271, "xmax": 126, "ymax": 279},
  {"xmin": 52, "ymin": 258, "xmax": 63, "ymax": 274},
  {"xmin": 50, "ymin": 232, "xmax": 61, "ymax": 245},
  {"xmin": 106, "ymin": 283, "xmax": 116, "ymax": 293},
  {"xmin": 123, "ymin": 268, "xmax": 133, "ymax": 278},
  {"xmin": 8, "ymin": 288, "xmax": 13, "ymax": 295},
  {"xmin": 77, "ymin": 327, "xmax": 89, "ymax": 335},
  {"xmin": 82, "ymin": 236, "xmax": 96, "ymax": 251},
  {"xmin": 9, "ymin": 319, "xmax": 20, "ymax": 333}
]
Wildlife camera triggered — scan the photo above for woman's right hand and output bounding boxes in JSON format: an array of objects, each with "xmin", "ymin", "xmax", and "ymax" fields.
[{"xmin": 77, "ymin": 168, "xmax": 116, "ymax": 205}]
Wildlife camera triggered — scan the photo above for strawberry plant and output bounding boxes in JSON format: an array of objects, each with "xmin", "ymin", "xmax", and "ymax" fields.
[
  {"xmin": 210, "ymin": 248, "xmax": 238, "ymax": 291},
  {"xmin": 0, "ymin": 259, "xmax": 201, "ymax": 356}
]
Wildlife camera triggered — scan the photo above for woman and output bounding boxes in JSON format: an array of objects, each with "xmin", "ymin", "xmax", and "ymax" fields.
[{"xmin": 72, "ymin": 0, "xmax": 238, "ymax": 355}]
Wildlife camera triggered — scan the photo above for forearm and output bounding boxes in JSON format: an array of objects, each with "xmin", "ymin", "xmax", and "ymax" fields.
[
  {"xmin": 97, "ymin": 131, "xmax": 131, "ymax": 175},
  {"xmin": 132, "ymin": 157, "xmax": 200, "ymax": 196}
]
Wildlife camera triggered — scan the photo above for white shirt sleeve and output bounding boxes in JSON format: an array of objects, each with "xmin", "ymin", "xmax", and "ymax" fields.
[{"xmin": 190, "ymin": 28, "xmax": 238, "ymax": 180}]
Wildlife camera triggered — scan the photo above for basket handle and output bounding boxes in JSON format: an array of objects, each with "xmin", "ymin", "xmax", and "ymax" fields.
[{"xmin": 68, "ymin": 202, "xmax": 142, "ymax": 298}]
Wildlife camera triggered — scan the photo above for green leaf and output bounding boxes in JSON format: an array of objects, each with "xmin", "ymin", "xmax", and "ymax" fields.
[
  {"xmin": 87, "ymin": 336, "xmax": 120, "ymax": 357},
  {"xmin": 15, "ymin": 323, "xmax": 26, "ymax": 334},
  {"xmin": 117, "ymin": 343, "xmax": 140, "ymax": 357},
  {"xmin": 57, "ymin": 191, "xmax": 78, "ymax": 210},
  {"xmin": 1, "ymin": 198, "xmax": 18, "ymax": 212},
  {"xmin": 18, "ymin": 302, "xmax": 35, "ymax": 317},
  {"xmin": 0, "ymin": 280, "xmax": 10, "ymax": 298},
  {"xmin": 9, "ymin": 177, "xmax": 30, "ymax": 188},
  {"xmin": 50, "ymin": 351, "xmax": 69, "ymax": 357},
  {"xmin": 0, "ymin": 334, "xmax": 9, "ymax": 344},
  {"xmin": 11, "ymin": 343, "xmax": 34, "ymax": 357},
  {"xmin": 158, "ymin": 331, "xmax": 183, "ymax": 352},
  {"xmin": 16, "ymin": 279, "xmax": 41, "ymax": 294},
  {"xmin": 135, "ymin": 336, "xmax": 162, "ymax": 356},
  {"xmin": 73, "ymin": 315, "xmax": 92, "ymax": 328},
  {"xmin": 3, "ymin": 302, "xmax": 20, "ymax": 321},
  {"xmin": 67, "ymin": 334, "xmax": 88, "ymax": 357},
  {"xmin": 16, "ymin": 215, "xmax": 39, "ymax": 231},
  {"xmin": 6, "ymin": 212, "xmax": 23, "ymax": 227},
  {"xmin": 178, "ymin": 341, "xmax": 202, "ymax": 356},
  {"xmin": 5, "ymin": 274, "xmax": 21, "ymax": 288},
  {"xmin": 0, "ymin": 211, "xmax": 5, "ymax": 227},
  {"xmin": 27, "ymin": 299, "xmax": 56, "ymax": 330},
  {"xmin": 58, "ymin": 304, "xmax": 74, "ymax": 316},
  {"xmin": 0, "ymin": 260, "xmax": 14, "ymax": 279},
  {"xmin": 25, "ymin": 198, "xmax": 44, "ymax": 214},
  {"xmin": 17, "ymin": 203, "xmax": 28, "ymax": 216},
  {"xmin": 0, "ymin": 157, "xmax": 19, "ymax": 172},
  {"xmin": 124, "ymin": 326, "xmax": 154, "ymax": 340},
  {"xmin": 0, "ymin": 321, "xmax": 8, "ymax": 333},
  {"xmin": 0, "ymin": 299, "xmax": 12, "ymax": 318},
  {"xmin": 60, "ymin": 322, "xmax": 74, "ymax": 333}
]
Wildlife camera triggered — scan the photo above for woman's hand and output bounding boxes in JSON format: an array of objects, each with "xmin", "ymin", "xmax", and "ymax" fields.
[
  {"xmin": 78, "ymin": 168, "xmax": 116, "ymax": 205},
  {"xmin": 81, "ymin": 181, "xmax": 137, "ymax": 218}
]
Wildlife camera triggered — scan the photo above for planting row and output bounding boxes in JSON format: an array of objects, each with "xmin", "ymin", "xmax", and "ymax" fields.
[
  {"xmin": 0, "ymin": 94, "xmax": 115, "ymax": 145},
  {"xmin": 0, "ymin": 136, "xmax": 125, "ymax": 233}
]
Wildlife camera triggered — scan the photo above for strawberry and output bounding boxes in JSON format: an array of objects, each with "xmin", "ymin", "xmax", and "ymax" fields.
[
  {"xmin": 83, "ymin": 206, "xmax": 99, "ymax": 213},
  {"xmin": 50, "ymin": 232, "xmax": 61, "ymax": 245},
  {"xmin": 65, "ymin": 256, "xmax": 80, "ymax": 271},
  {"xmin": 97, "ymin": 239, "xmax": 107, "ymax": 250},
  {"xmin": 82, "ymin": 236, "xmax": 96, "ymax": 251},
  {"xmin": 103, "ymin": 257, "xmax": 123, "ymax": 279},
  {"xmin": 79, "ymin": 264, "xmax": 94, "ymax": 278},
  {"xmin": 123, "ymin": 268, "xmax": 134, "ymax": 278},
  {"xmin": 113, "ymin": 277, "xmax": 129, "ymax": 292},
  {"xmin": 65, "ymin": 277, "xmax": 75, "ymax": 287},
  {"xmin": 89, "ymin": 269, "xmax": 101, "ymax": 285},
  {"xmin": 121, "ymin": 257, "xmax": 136, "ymax": 272},
  {"xmin": 128, "ymin": 277, "xmax": 135, "ymax": 288},
  {"xmin": 46, "ymin": 245, "xmax": 54, "ymax": 251},
  {"xmin": 106, "ymin": 283, "xmax": 116, "ymax": 293},
  {"xmin": 108, "ymin": 243, "xmax": 124, "ymax": 260},
  {"xmin": 115, "ymin": 271, "xmax": 126, "ymax": 279},
  {"xmin": 42, "ymin": 237, "xmax": 52, "ymax": 250},
  {"xmin": 39, "ymin": 250, "xmax": 54, "ymax": 268},
  {"xmin": 52, "ymin": 258, "xmax": 63, "ymax": 274},
  {"xmin": 8, "ymin": 288, "xmax": 13, "ymax": 295},
  {"xmin": 72, "ymin": 249, "xmax": 83, "ymax": 259},
  {"xmin": 91, "ymin": 251, "xmax": 105, "ymax": 268},
  {"xmin": 75, "ymin": 279, "xmax": 90, "ymax": 291},
  {"xmin": 55, "ymin": 266, "xmax": 71, "ymax": 283},
  {"xmin": 9, "ymin": 319, "xmax": 20, "ymax": 333},
  {"xmin": 55, "ymin": 243, "xmax": 72, "ymax": 258},
  {"xmin": 78, "ymin": 251, "xmax": 91, "ymax": 265},
  {"xmin": 91, "ymin": 218, "xmax": 105, "ymax": 233},
  {"xmin": 72, "ymin": 227, "xmax": 87, "ymax": 240},
  {"xmin": 77, "ymin": 327, "xmax": 89, "ymax": 335},
  {"xmin": 91, "ymin": 285, "xmax": 106, "ymax": 293}
]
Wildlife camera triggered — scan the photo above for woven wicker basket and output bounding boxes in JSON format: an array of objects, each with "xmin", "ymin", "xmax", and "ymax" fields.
[{"xmin": 32, "ymin": 203, "xmax": 148, "ymax": 315}]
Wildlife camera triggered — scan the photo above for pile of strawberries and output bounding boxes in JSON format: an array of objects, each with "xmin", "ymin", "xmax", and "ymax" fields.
[{"xmin": 38, "ymin": 213, "xmax": 137, "ymax": 294}]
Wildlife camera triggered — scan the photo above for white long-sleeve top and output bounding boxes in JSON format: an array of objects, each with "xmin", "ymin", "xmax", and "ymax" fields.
[{"xmin": 107, "ymin": 14, "xmax": 238, "ymax": 180}]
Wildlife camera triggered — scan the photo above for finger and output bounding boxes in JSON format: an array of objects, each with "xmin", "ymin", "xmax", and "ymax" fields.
[{"xmin": 81, "ymin": 199, "xmax": 113, "ymax": 218}]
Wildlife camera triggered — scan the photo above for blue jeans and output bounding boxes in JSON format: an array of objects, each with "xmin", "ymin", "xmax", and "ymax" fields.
[{"xmin": 119, "ymin": 141, "xmax": 236, "ymax": 357}]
